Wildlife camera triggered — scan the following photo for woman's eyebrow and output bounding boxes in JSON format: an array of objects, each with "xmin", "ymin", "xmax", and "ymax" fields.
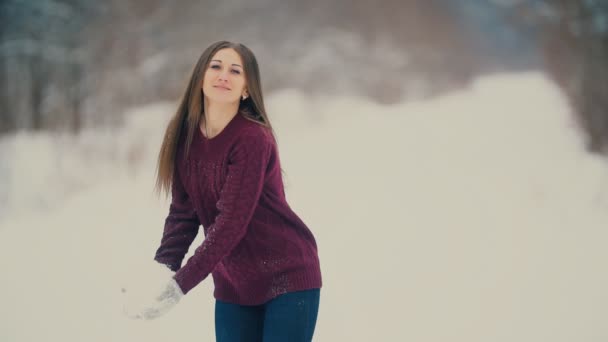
[{"xmin": 211, "ymin": 59, "xmax": 242, "ymax": 68}]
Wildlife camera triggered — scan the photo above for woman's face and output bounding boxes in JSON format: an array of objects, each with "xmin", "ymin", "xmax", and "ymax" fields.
[{"xmin": 202, "ymin": 48, "xmax": 248, "ymax": 105}]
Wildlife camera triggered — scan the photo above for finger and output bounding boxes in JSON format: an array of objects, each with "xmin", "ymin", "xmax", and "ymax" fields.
[
  {"xmin": 143, "ymin": 308, "xmax": 159, "ymax": 320},
  {"xmin": 125, "ymin": 311, "xmax": 143, "ymax": 320},
  {"xmin": 122, "ymin": 303, "xmax": 142, "ymax": 320}
]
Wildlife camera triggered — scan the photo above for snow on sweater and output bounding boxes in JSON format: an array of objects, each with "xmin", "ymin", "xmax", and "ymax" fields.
[{"xmin": 154, "ymin": 112, "xmax": 322, "ymax": 305}]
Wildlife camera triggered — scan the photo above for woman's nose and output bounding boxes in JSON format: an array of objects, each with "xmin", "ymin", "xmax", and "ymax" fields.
[{"xmin": 218, "ymin": 70, "xmax": 230, "ymax": 81}]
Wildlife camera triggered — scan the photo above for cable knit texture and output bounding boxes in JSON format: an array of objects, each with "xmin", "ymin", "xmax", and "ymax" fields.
[{"xmin": 154, "ymin": 113, "xmax": 322, "ymax": 305}]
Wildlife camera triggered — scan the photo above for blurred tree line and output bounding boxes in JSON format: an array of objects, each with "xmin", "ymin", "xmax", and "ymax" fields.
[
  {"xmin": 1, "ymin": 0, "xmax": 607, "ymax": 154},
  {"xmin": 512, "ymin": 0, "xmax": 608, "ymax": 153},
  {"xmin": 0, "ymin": 0, "xmax": 477, "ymax": 134},
  {"xmin": 0, "ymin": 0, "xmax": 98, "ymax": 133}
]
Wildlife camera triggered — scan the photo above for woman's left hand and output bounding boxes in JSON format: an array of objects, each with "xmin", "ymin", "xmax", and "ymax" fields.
[{"xmin": 123, "ymin": 277, "xmax": 184, "ymax": 320}]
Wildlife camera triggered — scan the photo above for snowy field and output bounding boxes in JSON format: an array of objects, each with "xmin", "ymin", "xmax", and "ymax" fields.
[{"xmin": 1, "ymin": 72, "xmax": 608, "ymax": 341}]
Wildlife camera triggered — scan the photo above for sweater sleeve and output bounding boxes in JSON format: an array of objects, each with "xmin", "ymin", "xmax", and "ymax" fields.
[
  {"xmin": 173, "ymin": 131, "xmax": 271, "ymax": 294},
  {"xmin": 154, "ymin": 165, "xmax": 201, "ymax": 272}
]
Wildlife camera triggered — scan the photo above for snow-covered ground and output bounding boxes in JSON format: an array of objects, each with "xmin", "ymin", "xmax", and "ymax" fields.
[{"xmin": 1, "ymin": 72, "xmax": 608, "ymax": 341}]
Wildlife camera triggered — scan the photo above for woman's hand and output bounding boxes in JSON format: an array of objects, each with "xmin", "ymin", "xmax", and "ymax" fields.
[{"xmin": 122, "ymin": 273, "xmax": 184, "ymax": 320}]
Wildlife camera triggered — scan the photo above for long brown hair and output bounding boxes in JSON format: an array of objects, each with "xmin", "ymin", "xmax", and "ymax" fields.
[{"xmin": 155, "ymin": 41, "xmax": 276, "ymax": 196}]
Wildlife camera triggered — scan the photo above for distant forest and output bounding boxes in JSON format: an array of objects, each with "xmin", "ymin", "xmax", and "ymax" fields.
[{"xmin": 1, "ymin": 0, "xmax": 607, "ymax": 153}]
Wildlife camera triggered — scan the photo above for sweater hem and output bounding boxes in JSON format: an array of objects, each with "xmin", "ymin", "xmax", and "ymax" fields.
[{"xmin": 213, "ymin": 268, "xmax": 322, "ymax": 306}]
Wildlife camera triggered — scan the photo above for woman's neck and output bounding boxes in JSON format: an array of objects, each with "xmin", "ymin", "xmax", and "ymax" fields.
[{"xmin": 202, "ymin": 100, "xmax": 239, "ymax": 138}]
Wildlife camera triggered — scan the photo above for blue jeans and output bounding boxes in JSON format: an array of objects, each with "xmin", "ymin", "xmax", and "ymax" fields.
[{"xmin": 215, "ymin": 288, "xmax": 321, "ymax": 342}]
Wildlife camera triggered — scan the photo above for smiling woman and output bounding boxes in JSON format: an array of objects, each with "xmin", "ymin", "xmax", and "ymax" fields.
[
  {"xmin": 127, "ymin": 41, "xmax": 323, "ymax": 342},
  {"xmin": 201, "ymin": 48, "xmax": 249, "ymax": 139}
]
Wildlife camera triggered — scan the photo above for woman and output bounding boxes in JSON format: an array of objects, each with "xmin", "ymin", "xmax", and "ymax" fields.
[{"xmin": 132, "ymin": 41, "xmax": 323, "ymax": 342}]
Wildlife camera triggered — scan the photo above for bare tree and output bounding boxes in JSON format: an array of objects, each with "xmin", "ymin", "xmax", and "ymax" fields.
[
  {"xmin": 0, "ymin": 0, "xmax": 98, "ymax": 133},
  {"xmin": 506, "ymin": 0, "xmax": 608, "ymax": 154}
]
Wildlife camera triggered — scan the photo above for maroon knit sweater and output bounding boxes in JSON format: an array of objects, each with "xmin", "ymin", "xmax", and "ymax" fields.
[{"xmin": 154, "ymin": 113, "xmax": 322, "ymax": 305}]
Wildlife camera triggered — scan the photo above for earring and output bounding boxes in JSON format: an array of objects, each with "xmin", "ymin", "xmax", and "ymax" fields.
[{"xmin": 242, "ymin": 95, "xmax": 248, "ymax": 100}]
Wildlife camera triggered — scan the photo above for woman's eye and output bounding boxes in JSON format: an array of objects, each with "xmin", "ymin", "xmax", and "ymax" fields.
[
  {"xmin": 210, "ymin": 65, "xmax": 221, "ymax": 69},
  {"xmin": 231, "ymin": 69, "xmax": 241, "ymax": 75}
]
